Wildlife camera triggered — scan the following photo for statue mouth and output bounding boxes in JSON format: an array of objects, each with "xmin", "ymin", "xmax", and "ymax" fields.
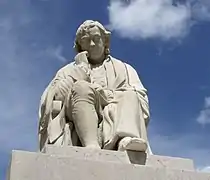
[{"xmin": 88, "ymin": 51, "xmax": 103, "ymax": 60}]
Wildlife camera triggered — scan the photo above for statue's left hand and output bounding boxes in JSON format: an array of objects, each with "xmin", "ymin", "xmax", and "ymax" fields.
[{"xmin": 93, "ymin": 84, "xmax": 115, "ymax": 106}]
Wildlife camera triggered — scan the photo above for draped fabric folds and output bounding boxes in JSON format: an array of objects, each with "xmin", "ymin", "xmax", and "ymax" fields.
[{"xmin": 38, "ymin": 56, "xmax": 150, "ymax": 152}]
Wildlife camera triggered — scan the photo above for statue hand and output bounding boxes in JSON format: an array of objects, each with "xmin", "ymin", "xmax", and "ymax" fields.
[
  {"xmin": 75, "ymin": 51, "xmax": 89, "ymax": 66},
  {"xmin": 92, "ymin": 83, "xmax": 103, "ymax": 91},
  {"xmin": 96, "ymin": 87, "xmax": 115, "ymax": 105},
  {"xmin": 74, "ymin": 51, "xmax": 91, "ymax": 77},
  {"xmin": 103, "ymin": 89, "xmax": 114, "ymax": 102}
]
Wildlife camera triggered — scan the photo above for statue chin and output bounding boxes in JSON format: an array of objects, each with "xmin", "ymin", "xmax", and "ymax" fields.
[{"xmin": 88, "ymin": 55, "xmax": 104, "ymax": 65}]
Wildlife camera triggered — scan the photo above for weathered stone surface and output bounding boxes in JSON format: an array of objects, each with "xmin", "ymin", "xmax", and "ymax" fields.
[
  {"xmin": 43, "ymin": 145, "xmax": 130, "ymax": 164},
  {"xmin": 126, "ymin": 151, "xmax": 195, "ymax": 170},
  {"xmin": 8, "ymin": 150, "xmax": 210, "ymax": 180},
  {"xmin": 44, "ymin": 145, "xmax": 194, "ymax": 170}
]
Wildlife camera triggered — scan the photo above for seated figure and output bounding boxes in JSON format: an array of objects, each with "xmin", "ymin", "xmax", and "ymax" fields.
[{"xmin": 38, "ymin": 20, "xmax": 152, "ymax": 154}]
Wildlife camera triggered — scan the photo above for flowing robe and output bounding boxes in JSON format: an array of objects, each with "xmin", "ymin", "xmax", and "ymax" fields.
[{"xmin": 38, "ymin": 56, "xmax": 150, "ymax": 152}]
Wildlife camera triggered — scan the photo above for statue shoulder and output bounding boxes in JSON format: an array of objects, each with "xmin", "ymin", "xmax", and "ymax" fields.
[
  {"xmin": 56, "ymin": 62, "xmax": 74, "ymax": 77},
  {"xmin": 124, "ymin": 63, "xmax": 138, "ymax": 73},
  {"xmin": 40, "ymin": 62, "xmax": 75, "ymax": 104},
  {"xmin": 109, "ymin": 56, "xmax": 137, "ymax": 72},
  {"xmin": 109, "ymin": 56, "xmax": 124, "ymax": 64},
  {"xmin": 56, "ymin": 62, "xmax": 75, "ymax": 76}
]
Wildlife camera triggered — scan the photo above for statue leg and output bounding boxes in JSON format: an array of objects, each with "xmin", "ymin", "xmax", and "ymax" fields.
[
  {"xmin": 116, "ymin": 91, "xmax": 148, "ymax": 152},
  {"xmin": 70, "ymin": 80, "xmax": 101, "ymax": 149},
  {"xmin": 103, "ymin": 90, "xmax": 148, "ymax": 152}
]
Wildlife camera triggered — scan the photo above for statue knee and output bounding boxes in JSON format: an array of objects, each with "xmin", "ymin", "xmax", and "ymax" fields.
[{"xmin": 72, "ymin": 80, "xmax": 95, "ymax": 99}]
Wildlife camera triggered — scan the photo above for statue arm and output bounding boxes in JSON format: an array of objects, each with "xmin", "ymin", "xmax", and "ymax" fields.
[
  {"xmin": 39, "ymin": 60, "xmax": 91, "ymax": 126},
  {"xmin": 38, "ymin": 66, "xmax": 74, "ymax": 132},
  {"xmin": 53, "ymin": 68, "xmax": 75, "ymax": 101}
]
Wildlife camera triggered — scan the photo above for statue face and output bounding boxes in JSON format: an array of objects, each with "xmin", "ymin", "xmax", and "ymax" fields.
[{"xmin": 79, "ymin": 26, "xmax": 105, "ymax": 63}]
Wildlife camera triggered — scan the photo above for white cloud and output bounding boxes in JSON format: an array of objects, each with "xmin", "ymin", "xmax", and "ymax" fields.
[
  {"xmin": 196, "ymin": 97, "xmax": 210, "ymax": 125},
  {"xmin": 108, "ymin": 0, "xmax": 210, "ymax": 40},
  {"xmin": 191, "ymin": 0, "xmax": 210, "ymax": 21},
  {"xmin": 45, "ymin": 45, "xmax": 67, "ymax": 63}
]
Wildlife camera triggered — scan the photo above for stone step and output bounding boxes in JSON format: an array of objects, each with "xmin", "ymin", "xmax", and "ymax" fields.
[
  {"xmin": 7, "ymin": 150, "xmax": 210, "ymax": 180},
  {"xmin": 43, "ymin": 145, "xmax": 130, "ymax": 164},
  {"xmin": 44, "ymin": 145, "xmax": 195, "ymax": 170}
]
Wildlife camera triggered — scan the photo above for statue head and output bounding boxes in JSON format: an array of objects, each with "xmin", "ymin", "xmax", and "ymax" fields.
[{"xmin": 74, "ymin": 20, "xmax": 111, "ymax": 64}]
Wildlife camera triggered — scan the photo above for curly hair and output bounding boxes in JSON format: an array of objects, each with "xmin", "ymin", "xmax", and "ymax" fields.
[{"xmin": 73, "ymin": 20, "xmax": 111, "ymax": 56}]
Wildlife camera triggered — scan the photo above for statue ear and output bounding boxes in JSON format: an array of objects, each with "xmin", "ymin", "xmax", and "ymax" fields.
[
  {"xmin": 74, "ymin": 41, "xmax": 82, "ymax": 53},
  {"xmin": 104, "ymin": 33, "xmax": 111, "ymax": 50},
  {"xmin": 104, "ymin": 33, "xmax": 111, "ymax": 55}
]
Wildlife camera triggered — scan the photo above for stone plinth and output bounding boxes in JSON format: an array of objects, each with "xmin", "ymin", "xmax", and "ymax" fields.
[
  {"xmin": 43, "ymin": 145, "xmax": 130, "ymax": 164},
  {"xmin": 44, "ymin": 145, "xmax": 194, "ymax": 170},
  {"xmin": 7, "ymin": 147, "xmax": 210, "ymax": 180}
]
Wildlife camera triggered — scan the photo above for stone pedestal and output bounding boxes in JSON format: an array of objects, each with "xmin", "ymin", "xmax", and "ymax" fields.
[{"xmin": 7, "ymin": 145, "xmax": 210, "ymax": 180}]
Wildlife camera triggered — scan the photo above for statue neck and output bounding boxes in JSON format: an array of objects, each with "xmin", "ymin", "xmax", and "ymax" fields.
[{"xmin": 88, "ymin": 54, "xmax": 106, "ymax": 65}]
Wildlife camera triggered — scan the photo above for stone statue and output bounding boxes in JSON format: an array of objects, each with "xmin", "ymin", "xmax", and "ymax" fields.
[{"xmin": 38, "ymin": 20, "xmax": 152, "ymax": 154}]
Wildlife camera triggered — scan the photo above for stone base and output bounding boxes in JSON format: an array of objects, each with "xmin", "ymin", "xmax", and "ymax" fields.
[
  {"xmin": 7, "ymin": 146, "xmax": 210, "ymax": 180},
  {"xmin": 44, "ymin": 145, "xmax": 195, "ymax": 170},
  {"xmin": 43, "ymin": 145, "xmax": 130, "ymax": 164}
]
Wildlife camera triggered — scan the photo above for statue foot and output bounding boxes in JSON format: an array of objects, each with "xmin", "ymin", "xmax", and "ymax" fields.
[
  {"xmin": 118, "ymin": 137, "xmax": 147, "ymax": 152},
  {"xmin": 85, "ymin": 144, "xmax": 101, "ymax": 150}
]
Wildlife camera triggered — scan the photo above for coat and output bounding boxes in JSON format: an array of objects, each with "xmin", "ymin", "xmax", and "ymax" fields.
[{"xmin": 38, "ymin": 55, "xmax": 150, "ymax": 152}]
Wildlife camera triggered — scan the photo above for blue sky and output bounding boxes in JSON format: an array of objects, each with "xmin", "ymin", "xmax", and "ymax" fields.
[{"xmin": 1, "ymin": 0, "xmax": 210, "ymax": 178}]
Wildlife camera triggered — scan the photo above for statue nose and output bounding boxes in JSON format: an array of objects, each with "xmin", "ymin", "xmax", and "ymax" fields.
[{"xmin": 90, "ymin": 40, "xmax": 95, "ymax": 46}]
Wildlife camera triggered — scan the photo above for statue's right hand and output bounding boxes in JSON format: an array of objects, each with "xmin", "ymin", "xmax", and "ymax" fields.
[
  {"xmin": 75, "ymin": 51, "xmax": 89, "ymax": 65},
  {"xmin": 74, "ymin": 51, "xmax": 91, "ymax": 80}
]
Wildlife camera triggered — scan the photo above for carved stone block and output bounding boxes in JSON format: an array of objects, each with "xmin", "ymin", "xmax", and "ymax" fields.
[{"xmin": 7, "ymin": 149, "xmax": 210, "ymax": 180}]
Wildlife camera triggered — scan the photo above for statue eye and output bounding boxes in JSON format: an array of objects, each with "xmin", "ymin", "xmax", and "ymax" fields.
[
  {"xmin": 94, "ymin": 35, "xmax": 100, "ymax": 42},
  {"xmin": 80, "ymin": 36, "xmax": 90, "ymax": 44}
]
